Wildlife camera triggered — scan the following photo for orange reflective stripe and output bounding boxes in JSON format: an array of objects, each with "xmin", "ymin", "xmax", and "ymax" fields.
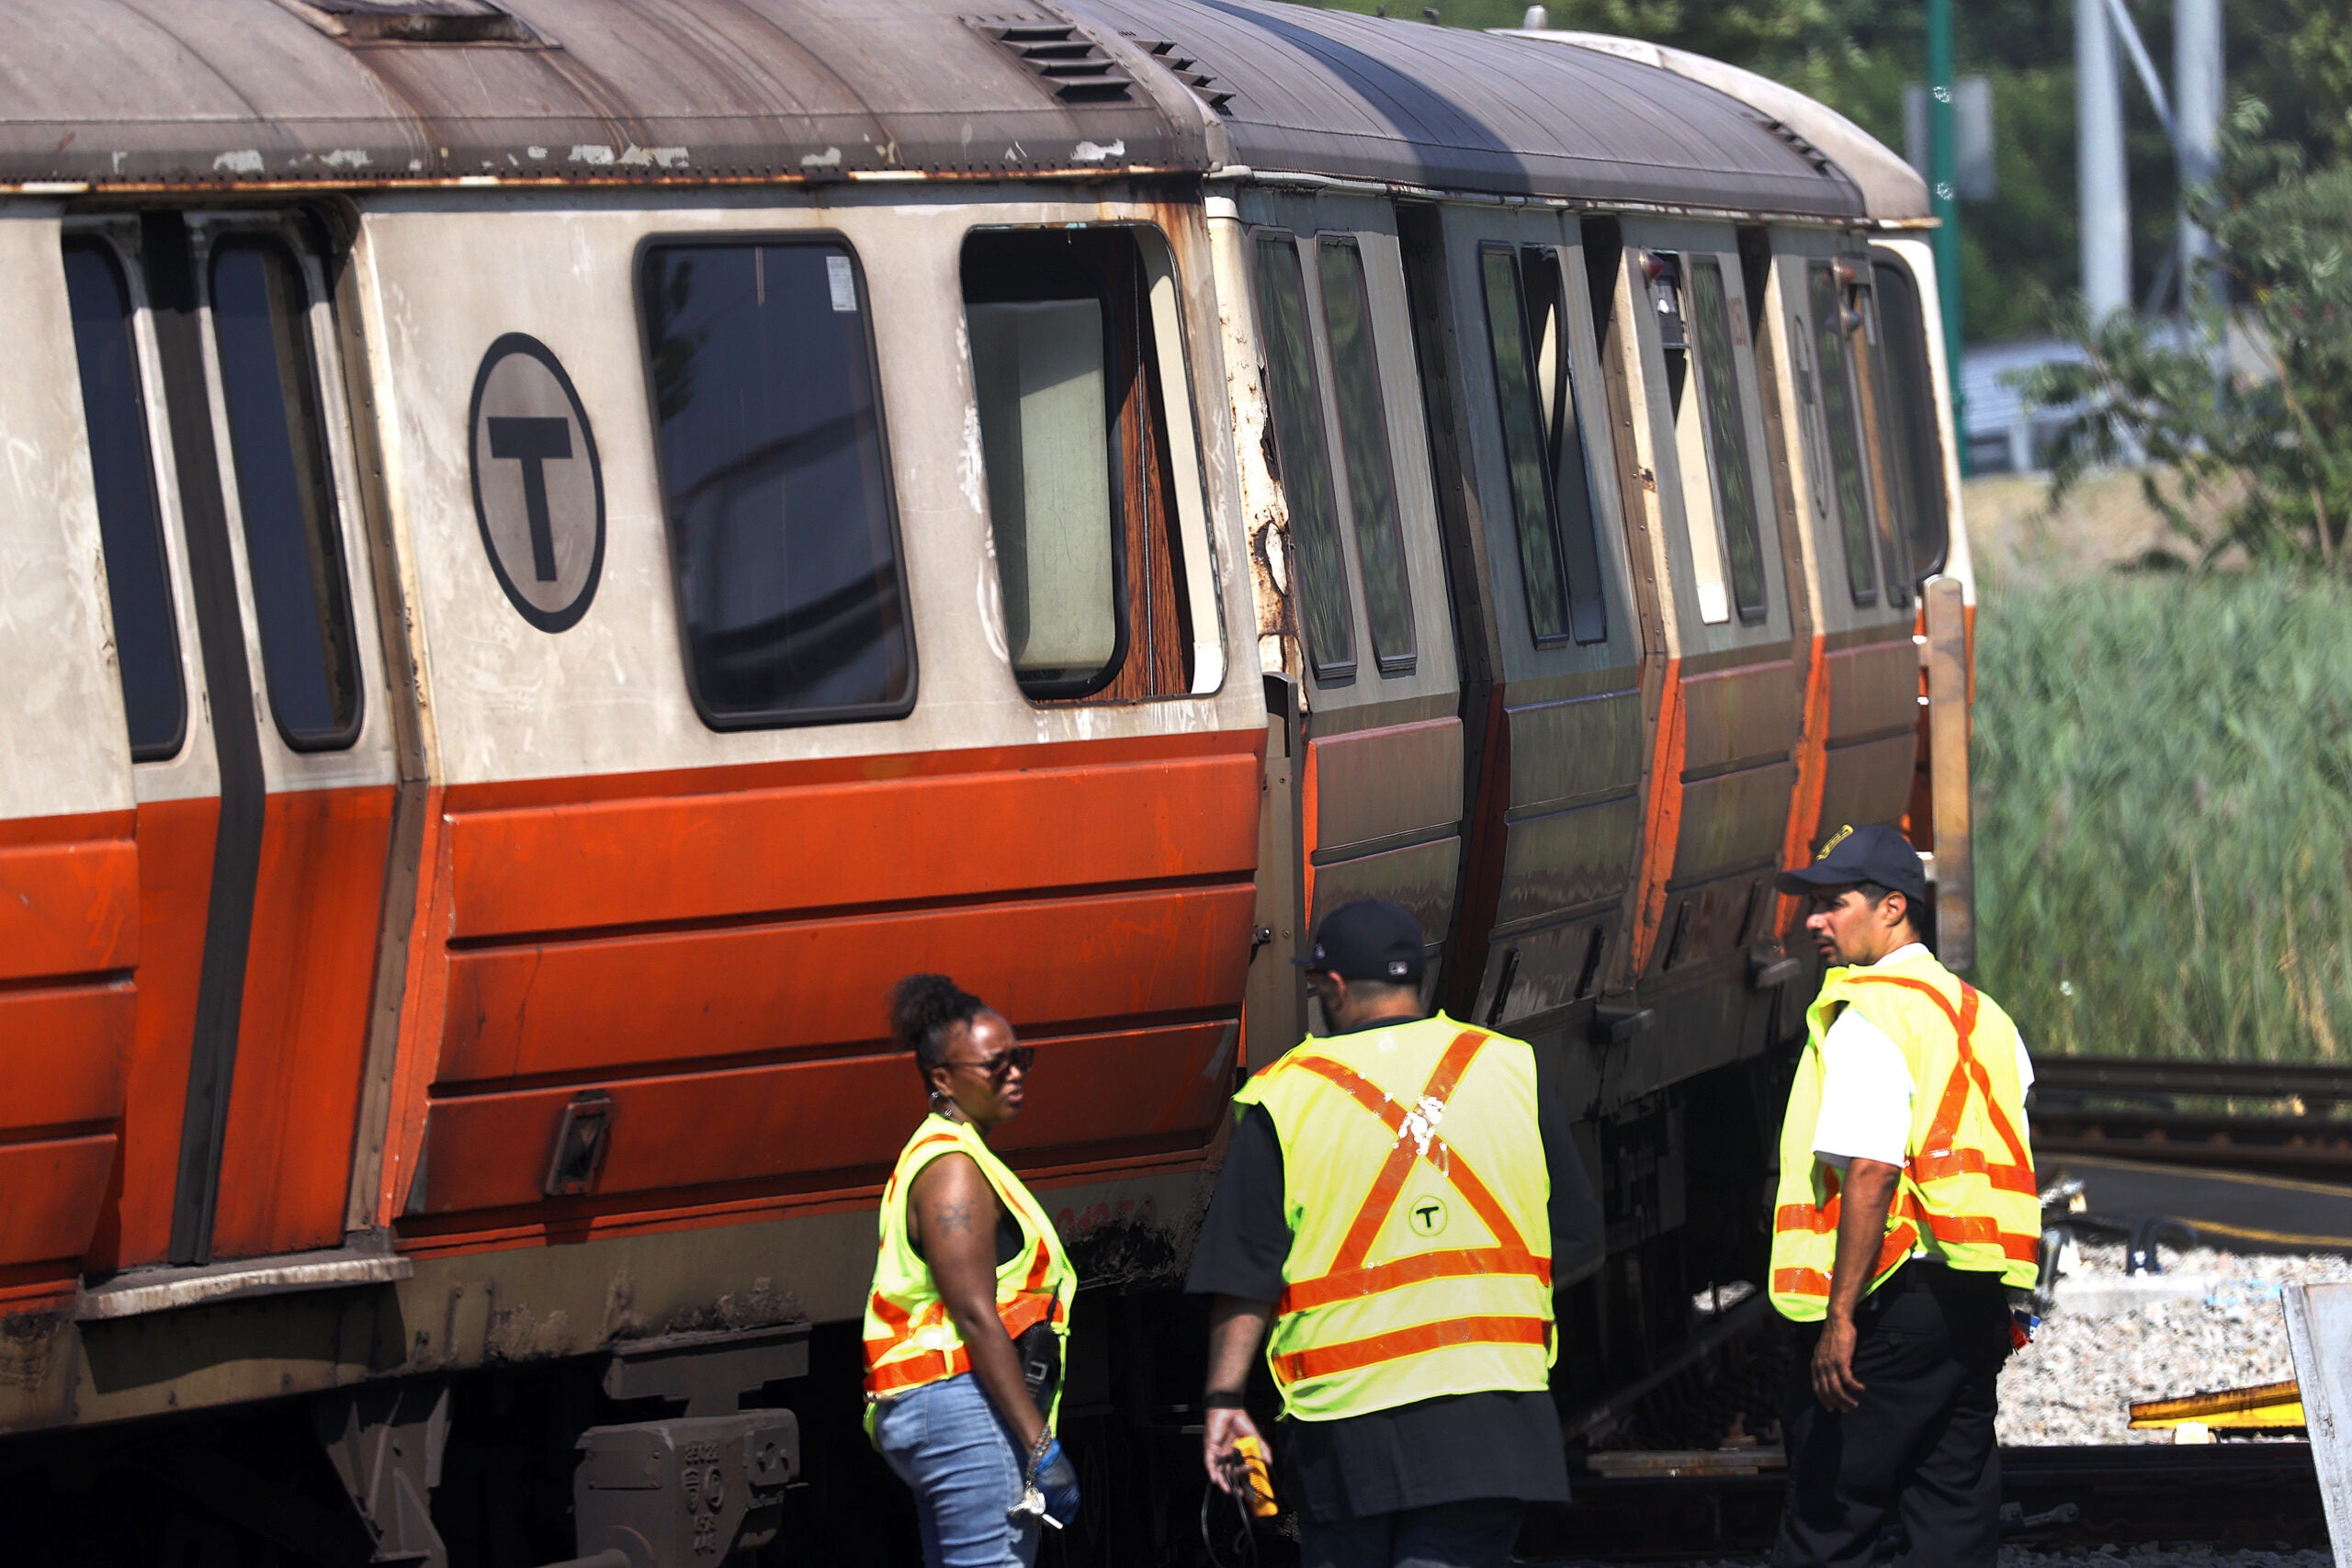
[
  {"xmin": 1279, "ymin": 1247, "xmax": 1552, "ymax": 1314},
  {"xmin": 1919, "ymin": 1213, "xmax": 2041, "ymax": 1263},
  {"xmin": 1272, "ymin": 1314, "xmax": 1550, "ymax": 1383},
  {"xmin": 866, "ymin": 1346, "xmax": 970, "ymax": 1395},
  {"xmin": 1773, "ymin": 1266, "xmax": 1832, "ymax": 1297},
  {"xmin": 1911, "ymin": 1145, "xmax": 2037, "ymax": 1193}
]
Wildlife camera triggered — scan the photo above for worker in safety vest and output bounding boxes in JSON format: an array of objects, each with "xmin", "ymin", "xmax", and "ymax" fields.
[
  {"xmin": 1768, "ymin": 825, "xmax": 2040, "ymax": 1568},
  {"xmin": 865, "ymin": 974, "xmax": 1080, "ymax": 1567},
  {"xmin": 1189, "ymin": 898, "xmax": 1601, "ymax": 1568}
]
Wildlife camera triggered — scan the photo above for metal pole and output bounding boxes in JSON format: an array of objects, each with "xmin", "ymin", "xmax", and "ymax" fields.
[
  {"xmin": 1928, "ymin": 0, "xmax": 1966, "ymax": 473},
  {"xmin": 2174, "ymin": 0, "xmax": 2223, "ymax": 318},
  {"xmin": 2076, "ymin": 0, "xmax": 2132, "ymax": 321}
]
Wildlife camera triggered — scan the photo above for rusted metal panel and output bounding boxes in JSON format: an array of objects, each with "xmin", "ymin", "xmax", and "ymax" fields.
[
  {"xmin": 0, "ymin": 0, "xmax": 1204, "ymax": 188},
  {"xmin": 1071, "ymin": 0, "xmax": 1862, "ymax": 217}
]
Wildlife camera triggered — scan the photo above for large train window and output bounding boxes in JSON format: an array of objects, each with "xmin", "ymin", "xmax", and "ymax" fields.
[
  {"xmin": 963, "ymin": 227, "xmax": 1194, "ymax": 703},
  {"xmin": 639, "ymin": 239, "xmax": 913, "ymax": 728},
  {"xmin": 209, "ymin": 236, "xmax": 363, "ymax": 750},
  {"xmin": 63, "ymin": 238, "xmax": 186, "ymax": 761},
  {"xmin": 1317, "ymin": 238, "xmax": 1415, "ymax": 676},
  {"xmin": 1685, "ymin": 258, "xmax": 1770, "ymax": 623},
  {"xmin": 1807, "ymin": 262, "xmax": 1879, "ymax": 607},
  {"xmin": 1869, "ymin": 254, "xmax": 1950, "ymax": 581},
  {"xmin": 1250, "ymin": 231, "xmax": 1354, "ymax": 682},
  {"xmin": 1479, "ymin": 244, "xmax": 1607, "ymax": 647}
]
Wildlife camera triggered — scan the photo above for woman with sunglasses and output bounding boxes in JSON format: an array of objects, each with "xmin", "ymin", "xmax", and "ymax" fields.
[{"xmin": 865, "ymin": 974, "xmax": 1081, "ymax": 1567}]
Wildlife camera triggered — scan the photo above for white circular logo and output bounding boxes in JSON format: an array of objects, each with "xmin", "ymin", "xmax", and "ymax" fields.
[{"xmin": 469, "ymin": 333, "xmax": 604, "ymax": 632}]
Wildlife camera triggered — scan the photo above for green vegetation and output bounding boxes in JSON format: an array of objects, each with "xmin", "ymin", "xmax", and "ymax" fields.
[{"xmin": 1973, "ymin": 568, "xmax": 2352, "ymax": 1060}]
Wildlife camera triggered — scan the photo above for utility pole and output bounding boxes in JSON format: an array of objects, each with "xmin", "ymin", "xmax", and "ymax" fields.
[
  {"xmin": 2075, "ymin": 0, "xmax": 2132, "ymax": 321},
  {"xmin": 1928, "ymin": 0, "xmax": 1966, "ymax": 470},
  {"xmin": 2173, "ymin": 0, "xmax": 2222, "ymax": 318}
]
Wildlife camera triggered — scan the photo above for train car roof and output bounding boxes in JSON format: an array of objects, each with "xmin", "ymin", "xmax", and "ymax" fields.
[
  {"xmin": 1498, "ymin": 29, "xmax": 1928, "ymax": 220},
  {"xmin": 0, "ymin": 0, "xmax": 1206, "ymax": 189},
  {"xmin": 1069, "ymin": 0, "xmax": 1864, "ymax": 220}
]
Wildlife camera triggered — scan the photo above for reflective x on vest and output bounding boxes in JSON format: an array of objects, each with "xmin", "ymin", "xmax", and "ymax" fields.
[{"xmin": 1270, "ymin": 1030, "xmax": 1551, "ymax": 1382}]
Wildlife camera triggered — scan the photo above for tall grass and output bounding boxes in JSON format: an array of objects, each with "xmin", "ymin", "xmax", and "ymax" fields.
[{"xmin": 1974, "ymin": 570, "xmax": 2352, "ymax": 1061}]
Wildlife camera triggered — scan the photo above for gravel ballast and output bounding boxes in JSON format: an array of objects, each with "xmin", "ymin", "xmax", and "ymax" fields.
[{"xmin": 1998, "ymin": 1240, "xmax": 2352, "ymax": 1446}]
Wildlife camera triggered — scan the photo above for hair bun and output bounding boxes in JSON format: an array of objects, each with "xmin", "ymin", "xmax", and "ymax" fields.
[{"xmin": 888, "ymin": 973, "xmax": 987, "ymax": 1068}]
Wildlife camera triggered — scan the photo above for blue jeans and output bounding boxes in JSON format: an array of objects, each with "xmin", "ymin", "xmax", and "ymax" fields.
[
  {"xmin": 1298, "ymin": 1497, "xmax": 1525, "ymax": 1568},
  {"xmin": 873, "ymin": 1373, "xmax": 1040, "ymax": 1568}
]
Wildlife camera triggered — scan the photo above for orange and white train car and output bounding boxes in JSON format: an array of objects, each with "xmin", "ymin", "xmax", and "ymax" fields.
[{"xmin": 0, "ymin": 1, "xmax": 1973, "ymax": 1561}]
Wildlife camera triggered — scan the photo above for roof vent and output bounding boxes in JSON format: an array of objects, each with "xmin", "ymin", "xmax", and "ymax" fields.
[
  {"xmin": 1130, "ymin": 38, "xmax": 1235, "ymax": 113},
  {"xmin": 272, "ymin": 0, "xmax": 546, "ymax": 46},
  {"xmin": 972, "ymin": 19, "xmax": 1134, "ymax": 103}
]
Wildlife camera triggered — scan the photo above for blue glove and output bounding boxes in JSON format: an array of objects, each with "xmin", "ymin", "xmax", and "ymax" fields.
[{"xmin": 1026, "ymin": 1434, "xmax": 1081, "ymax": 1529}]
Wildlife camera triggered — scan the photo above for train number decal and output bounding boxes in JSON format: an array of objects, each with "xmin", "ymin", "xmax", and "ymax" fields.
[{"xmin": 467, "ymin": 333, "xmax": 605, "ymax": 633}]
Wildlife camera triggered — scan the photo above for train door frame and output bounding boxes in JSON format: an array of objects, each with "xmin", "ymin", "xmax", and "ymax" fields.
[
  {"xmin": 1407, "ymin": 200, "xmax": 1651, "ymax": 1045},
  {"xmin": 1763, "ymin": 226, "xmax": 1923, "ymax": 884},
  {"xmin": 1609, "ymin": 215, "xmax": 1808, "ymax": 1050},
  {"xmin": 1230, "ymin": 187, "xmax": 1464, "ymax": 1039},
  {"xmin": 62, "ymin": 217, "xmax": 227, "ymax": 1272}
]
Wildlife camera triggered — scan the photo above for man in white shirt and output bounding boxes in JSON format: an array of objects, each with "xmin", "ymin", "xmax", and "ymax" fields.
[{"xmin": 1767, "ymin": 824, "xmax": 2040, "ymax": 1568}]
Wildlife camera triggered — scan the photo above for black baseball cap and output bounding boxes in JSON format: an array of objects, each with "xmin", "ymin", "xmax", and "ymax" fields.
[
  {"xmin": 1293, "ymin": 898, "xmax": 1427, "ymax": 985},
  {"xmin": 1775, "ymin": 823, "xmax": 1928, "ymax": 906}
]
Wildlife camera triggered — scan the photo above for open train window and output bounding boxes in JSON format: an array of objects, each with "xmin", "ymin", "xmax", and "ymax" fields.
[
  {"xmin": 1869, "ymin": 253, "xmax": 1950, "ymax": 582},
  {"xmin": 963, "ymin": 227, "xmax": 1194, "ymax": 702},
  {"xmin": 1807, "ymin": 262, "xmax": 1880, "ymax": 607},
  {"xmin": 1479, "ymin": 243, "xmax": 1606, "ymax": 648},
  {"xmin": 1317, "ymin": 237, "xmax": 1415, "ymax": 676},
  {"xmin": 209, "ymin": 235, "xmax": 363, "ymax": 750},
  {"xmin": 64, "ymin": 238, "xmax": 187, "ymax": 762},
  {"xmin": 1250, "ymin": 232, "xmax": 1354, "ymax": 682},
  {"xmin": 639, "ymin": 238, "xmax": 914, "ymax": 728}
]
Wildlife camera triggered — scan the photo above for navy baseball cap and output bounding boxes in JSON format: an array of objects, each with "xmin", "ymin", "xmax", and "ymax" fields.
[
  {"xmin": 1293, "ymin": 898, "xmax": 1427, "ymax": 985},
  {"xmin": 1774, "ymin": 823, "xmax": 1928, "ymax": 907}
]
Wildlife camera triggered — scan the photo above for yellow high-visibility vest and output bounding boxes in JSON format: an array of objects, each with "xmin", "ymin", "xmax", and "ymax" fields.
[
  {"xmin": 1233, "ymin": 1013, "xmax": 1555, "ymax": 1421},
  {"xmin": 863, "ymin": 1113, "xmax": 1075, "ymax": 1421},
  {"xmin": 1770, "ymin": 951, "xmax": 2041, "ymax": 1322}
]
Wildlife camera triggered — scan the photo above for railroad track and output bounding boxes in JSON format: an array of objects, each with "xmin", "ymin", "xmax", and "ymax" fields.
[
  {"xmin": 2032, "ymin": 1056, "xmax": 2352, "ymax": 1183},
  {"xmin": 1520, "ymin": 1444, "xmax": 2330, "ymax": 1560}
]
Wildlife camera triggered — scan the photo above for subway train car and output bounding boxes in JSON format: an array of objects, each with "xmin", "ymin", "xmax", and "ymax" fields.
[{"xmin": 0, "ymin": 1, "xmax": 1971, "ymax": 1562}]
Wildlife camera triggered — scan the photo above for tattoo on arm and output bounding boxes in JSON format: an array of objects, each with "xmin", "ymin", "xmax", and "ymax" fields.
[{"xmin": 931, "ymin": 1198, "xmax": 977, "ymax": 1236}]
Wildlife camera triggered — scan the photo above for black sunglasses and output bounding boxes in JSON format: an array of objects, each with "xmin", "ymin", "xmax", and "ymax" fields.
[{"xmin": 950, "ymin": 1044, "xmax": 1035, "ymax": 1080}]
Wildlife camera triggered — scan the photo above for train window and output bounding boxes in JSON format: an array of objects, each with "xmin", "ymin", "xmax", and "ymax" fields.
[
  {"xmin": 964, "ymin": 228, "xmax": 1194, "ymax": 702},
  {"xmin": 1688, "ymin": 259, "xmax": 1770, "ymax": 624},
  {"xmin": 209, "ymin": 237, "xmax": 363, "ymax": 750},
  {"xmin": 1871, "ymin": 255, "xmax": 1950, "ymax": 581},
  {"xmin": 1807, "ymin": 262, "xmax": 1879, "ymax": 606},
  {"xmin": 1317, "ymin": 238, "xmax": 1414, "ymax": 676},
  {"xmin": 1250, "ymin": 234, "xmax": 1354, "ymax": 682},
  {"xmin": 1648, "ymin": 254, "xmax": 1731, "ymax": 626},
  {"xmin": 1523, "ymin": 248, "xmax": 1609, "ymax": 647},
  {"xmin": 639, "ymin": 241, "xmax": 912, "ymax": 727},
  {"xmin": 64, "ymin": 239, "xmax": 187, "ymax": 763},
  {"xmin": 1481, "ymin": 244, "xmax": 1606, "ymax": 648}
]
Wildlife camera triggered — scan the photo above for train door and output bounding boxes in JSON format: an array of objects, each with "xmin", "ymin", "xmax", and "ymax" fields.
[
  {"xmin": 1770, "ymin": 230, "xmax": 1922, "ymax": 867},
  {"xmin": 64, "ymin": 211, "xmax": 401, "ymax": 1270},
  {"xmin": 0, "ymin": 210, "xmax": 141, "ymax": 1312},
  {"xmin": 1400, "ymin": 202, "xmax": 1650, "ymax": 1037},
  {"xmin": 1610, "ymin": 219, "xmax": 1808, "ymax": 1009},
  {"xmin": 1232, "ymin": 190, "xmax": 1464, "ymax": 1030}
]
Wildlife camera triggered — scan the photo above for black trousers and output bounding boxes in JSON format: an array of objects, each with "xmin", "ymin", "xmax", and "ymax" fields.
[{"xmin": 1772, "ymin": 1262, "xmax": 2015, "ymax": 1568}]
